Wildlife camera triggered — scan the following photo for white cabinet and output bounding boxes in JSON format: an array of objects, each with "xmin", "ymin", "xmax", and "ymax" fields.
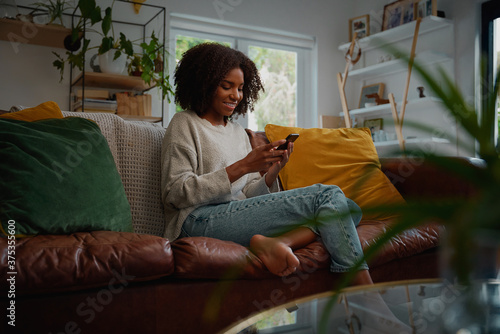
[{"xmin": 337, "ymin": 16, "xmax": 457, "ymax": 156}]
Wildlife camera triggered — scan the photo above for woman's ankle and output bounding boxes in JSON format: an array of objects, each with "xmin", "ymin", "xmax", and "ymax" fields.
[{"xmin": 351, "ymin": 270, "xmax": 374, "ymax": 286}]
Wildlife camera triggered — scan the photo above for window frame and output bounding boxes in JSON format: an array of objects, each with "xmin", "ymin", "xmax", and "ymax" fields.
[
  {"xmin": 167, "ymin": 13, "xmax": 317, "ymax": 129},
  {"xmin": 480, "ymin": 0, "xmax": 500, "ymax": 146}
]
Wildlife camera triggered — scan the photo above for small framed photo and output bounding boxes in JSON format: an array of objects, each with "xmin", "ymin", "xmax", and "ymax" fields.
[
  {"xmin": 349, "ymin": 15, "xmax": 370, "ymax": 41},
  {"xmin": 415, "ymin": 0, "xmax": 437, "ymax": 19},
  {"xmin": 402, "ymin": 1, "xmax": 415, "ymax": 24},
  {"xmin": 364, "ymin": 118, "xmax": 383, "ymax": 132},
  {"xmin": 359, "ymin": 83, "xmax": 385, "ymax": 109},
  {"xmin": 383, "ymin": 0, "xmax": 405, "ymax": 30}
]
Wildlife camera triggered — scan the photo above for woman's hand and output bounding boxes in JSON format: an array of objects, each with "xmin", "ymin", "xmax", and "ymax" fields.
[
  {"xmin": 265, "ymin": 141, "xmax": 293, "ymax": 187},
  {"xmin": 226, "ymin": 139, "xmax": 292, "ymax": 184}
]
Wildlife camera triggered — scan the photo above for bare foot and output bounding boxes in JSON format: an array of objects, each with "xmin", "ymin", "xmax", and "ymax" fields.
[{"xmin": 250, "ymin": 234, "xmax": 300, "ymax": 276}]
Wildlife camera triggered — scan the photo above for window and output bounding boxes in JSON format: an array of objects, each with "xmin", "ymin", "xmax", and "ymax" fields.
[
  {"xmin": 168, "ymin": 14, "xmax": 316, "ymax": 130},
  {"xmin": 245, "ymin": 43, "xmax": 297, "ymax": 130},
  {"xmin": 480, "ymin": 0, "xmax": 500, "ymax": 147},
  {"xmin": 496, "ymin": 19, "xmax": 500, "ymax": 144}
]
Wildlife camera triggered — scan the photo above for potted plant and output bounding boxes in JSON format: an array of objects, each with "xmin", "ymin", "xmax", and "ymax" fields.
[
  {"xmin": 29, "ymin": 0, "xmax": 70, "ymax": 26},
  {"xmin": 133, "ymin": 31, "xmax": 173, "ymax": 101}
]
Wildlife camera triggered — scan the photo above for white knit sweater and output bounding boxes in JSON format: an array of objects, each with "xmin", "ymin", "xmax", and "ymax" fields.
[{"xmin": 160, "ymin": 110, "xmax": 278, "ymax": 241}]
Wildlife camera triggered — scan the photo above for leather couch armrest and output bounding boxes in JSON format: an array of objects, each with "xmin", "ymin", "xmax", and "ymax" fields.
[{"xmin": 380, "ymin": 157, "xmax": 484, "ymax": 200}]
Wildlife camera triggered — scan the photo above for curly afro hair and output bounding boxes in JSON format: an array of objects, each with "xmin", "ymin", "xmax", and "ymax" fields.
[{"xmin": 174, "ymin": 42, "xmax": 264, "ymax": 118}]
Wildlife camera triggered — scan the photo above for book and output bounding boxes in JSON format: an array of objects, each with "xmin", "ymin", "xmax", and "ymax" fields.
[
  {"xmin": 73, "ymin": 98, "xmax": 117, "ymax": 112},
  {"xmin": 75, "ymin": 89, "xmax": 110, "ymax": 100},
  {"xmin": 74, "ymin": 108, "xmax": 117, "ymax": 113}
]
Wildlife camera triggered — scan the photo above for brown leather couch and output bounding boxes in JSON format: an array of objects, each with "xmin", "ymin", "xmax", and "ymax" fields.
[{"xmin": 0, "ymin": 114, "xmax": 482, "ymax": 334}]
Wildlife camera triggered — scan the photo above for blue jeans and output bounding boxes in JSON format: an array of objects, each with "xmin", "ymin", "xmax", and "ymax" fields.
[{"xmin": 181, "ymin": 184, "xmax": 368, "ymax": 272}]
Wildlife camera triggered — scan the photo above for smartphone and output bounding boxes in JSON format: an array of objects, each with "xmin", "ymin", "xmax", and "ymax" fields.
[{"xmin": 276, "ymin": 133, "xmax": 299, "ymax": 150}]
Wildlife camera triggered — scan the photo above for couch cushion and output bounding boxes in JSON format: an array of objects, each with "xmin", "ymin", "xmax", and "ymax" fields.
[
  {"xmin": 0, "ymin": 117, "xmax": 132, "ymax": 236},
  {"xmin": 0, "ymin": 231, "xmax": 174, "ymax": 294},
  {"xmin": 0, "ymin": 101, "xmax": 64, "ymax": 121},
  {"xmin": 265, "ymin": 125, "xmax": 406, "ymax": 221},
  {"xmin": 62, "ymin": 111, "xmax": 167, "ymax": 237}
]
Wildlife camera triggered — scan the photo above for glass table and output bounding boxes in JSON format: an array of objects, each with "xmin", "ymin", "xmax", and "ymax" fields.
[{"xmin": 220, "ymin": 279, "xmax": 500, "ymax": 334}]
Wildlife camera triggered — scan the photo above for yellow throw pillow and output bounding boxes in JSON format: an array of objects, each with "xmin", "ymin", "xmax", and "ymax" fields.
[
  {"xmin": 0, "ymin": 101, "xmax": 64, "ymax": 122},
  {"xmin": 265, "ymin": 124, "xmax": 405, "ymax": 221}
]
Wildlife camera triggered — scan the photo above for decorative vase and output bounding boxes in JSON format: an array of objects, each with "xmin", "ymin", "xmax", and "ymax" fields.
[{"xmin": 96, "ymin": 50, "xmax": 127, "ymax": 75}]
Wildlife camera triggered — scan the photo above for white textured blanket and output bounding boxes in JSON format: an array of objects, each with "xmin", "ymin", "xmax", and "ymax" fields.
[{"xmin": 63, "ymin": 111, "xmax": 166, "ymax": 237}]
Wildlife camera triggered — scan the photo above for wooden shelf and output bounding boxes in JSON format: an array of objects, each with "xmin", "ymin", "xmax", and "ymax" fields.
[
  {"xmin": 339, "ymin": 16, "xmax": 453, "ymax": 52},
  {"xmin": 72, "ymin": 72, "xmax": 154, "ymax": 91},
  {"xmin": 0, "ymin": 18, "xmax": 71, "ymax": 49}
]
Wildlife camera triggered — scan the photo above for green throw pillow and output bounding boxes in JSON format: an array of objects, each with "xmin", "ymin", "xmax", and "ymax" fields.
[{"xmin": 0, "ymin": 117, "xmax": 132, "ymax": 236}]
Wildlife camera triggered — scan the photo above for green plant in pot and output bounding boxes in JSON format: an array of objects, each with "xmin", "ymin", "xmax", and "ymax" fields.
[
  {"xmin": 30, "ymin": 0, "xmax": 70, "ymax": 26},
  {"xmin": 53, "ymin": 0, "xmax": 133, "ymax": 78},
  {"xmin": 135, "ymin": 31, "xmax": 173, "ymax": 101}
]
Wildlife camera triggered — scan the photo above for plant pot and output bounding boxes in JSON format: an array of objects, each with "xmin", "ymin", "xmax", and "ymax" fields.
[
  {"xmin": 64, "ymin": 34, "xmax": 82, "ymax": 52},
  {"xmin": 97, "ymin": 50, "xmax": 127, "ymax": 75}
]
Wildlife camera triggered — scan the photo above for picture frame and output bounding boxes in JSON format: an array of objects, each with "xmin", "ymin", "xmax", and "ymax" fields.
[
  {"xmin": 383, "ymin": 0, "xmax": 405, "ymax": 31},
  {"xmin": 364, "ymin": 118, "xmax": 383, "ymax": 132},
  {"xmin": 414, "ymin": 0, "xmax": 437, "ymax": 19},
  {"xmin": 359, "ymin": 83, "xmax": 385, "ymax": 109},
  {"xmin": 383, "ymin": 0, "xmax": 422, "ymax": 30},
  {"xmin": 402, "ymin": 1, "xmax": 415, "ymax": 24},
  {"xmin": 349, "ymin": 14, "xmax": 370, "ymax": 41}
]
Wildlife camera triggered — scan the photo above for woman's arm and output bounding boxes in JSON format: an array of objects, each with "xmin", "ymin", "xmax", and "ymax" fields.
[
  {"xmin": 225, "ymin": 140, "xmax": 288, "ymax": 184},
  {"xmin": 162, "ymin": 141, "xmax": 233, "ymax": 209}
]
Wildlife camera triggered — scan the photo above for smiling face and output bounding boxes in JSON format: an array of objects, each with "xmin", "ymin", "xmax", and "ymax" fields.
[{"xmin": 203, "ymin": 67, "xmax": 244, "ymax": 126}]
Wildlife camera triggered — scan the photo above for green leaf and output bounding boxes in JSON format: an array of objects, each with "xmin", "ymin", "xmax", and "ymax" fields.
[
  {"xmin": 99, "ymin": 36, "xmax": 113, "ymax": 55},
  {"xmin": 102, "ymin": 7, "xmax": 112, "ymax": 36},
  {"xmin": 78, "ymin": 0, "xmax": 96, "ymax": 18},
  {"xmin": 52, "ymin": 52, "xmax": 65, "ymax": 82},
  {"xmin": 71, "ymin": 28, "xmax": 80, "ymax": 43},
  {"xmin": 113, "ymin": 49, "xmax": 121, "ymax": 61},
  {"xmin": 89, "ymin": 5, "xmax": 102, "ymax": 26},
  {"xmin": 119, "ymin": 33, "xmax": 134, "ymax": 56},
  {"xmin": 141, "ymin": 71, "xmax": 152, "ymax": 84}
]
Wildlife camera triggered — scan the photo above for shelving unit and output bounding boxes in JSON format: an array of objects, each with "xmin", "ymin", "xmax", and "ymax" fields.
[
  {"xmin": 67, "ymin": 0, "xmax": 166, "ymax": 123},
  {"xmin": 337, "ymin": 15, "xmax": 456, "ymax": 156},
  {"xmin": 0, "ymin": 2, "xmax": 166, "ymax": 123}
]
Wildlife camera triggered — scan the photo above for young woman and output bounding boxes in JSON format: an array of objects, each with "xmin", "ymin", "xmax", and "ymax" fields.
[{"xmin": 160, "ymin": 42, "xmax": 372, "ymax": 283}]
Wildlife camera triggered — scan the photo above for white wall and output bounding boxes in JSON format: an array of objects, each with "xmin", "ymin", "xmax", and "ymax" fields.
[
  {"xmin": 1, "ymin": 0, "xmax": 355, "ymax": 116},
  {"xmin": 0, "ymin": 0, "xmax": 485, "ymax": 151}
]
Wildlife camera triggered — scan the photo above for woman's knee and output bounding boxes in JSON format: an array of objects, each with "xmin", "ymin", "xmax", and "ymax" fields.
[
  {"xmin": 312, "ymin": 184, "xmax": 345, "ymax": 201},
  {"xmin": 312, "ymin": 184, "xmax": 362, "ymax": 219}
]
